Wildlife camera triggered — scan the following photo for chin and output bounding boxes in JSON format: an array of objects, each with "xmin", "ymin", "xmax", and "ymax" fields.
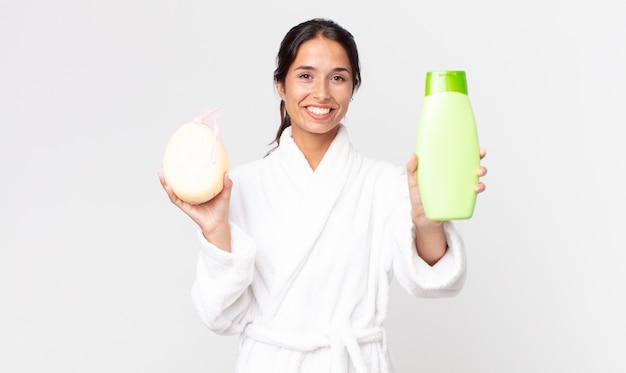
[{"xmin": 307, "ymin": 123, "xmax": 340, "ymax": 135}]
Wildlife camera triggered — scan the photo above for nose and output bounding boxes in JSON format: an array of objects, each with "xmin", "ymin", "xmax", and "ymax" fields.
[{"xmin": 313, "ymin": 80, "xmax": 330, "ymax": 101}]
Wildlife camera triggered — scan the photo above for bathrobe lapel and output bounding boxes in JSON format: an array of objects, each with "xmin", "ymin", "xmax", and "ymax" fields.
[{"xmin": 260, "ymin": 125, "xmax": 356, "ymax": 313}]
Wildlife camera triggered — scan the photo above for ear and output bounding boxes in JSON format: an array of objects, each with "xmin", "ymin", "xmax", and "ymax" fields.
[{"xmin": 275, "ymin": 79, "xmax": 286, "ymax": 101}]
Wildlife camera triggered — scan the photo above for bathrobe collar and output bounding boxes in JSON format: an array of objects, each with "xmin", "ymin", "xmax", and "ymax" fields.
[
  {"xmin": 261, "ymin": 124, "xmax": 357, "ymax": 312},
  {"xmin": 278, "ymin": 124, "xmax": 352, "ymax": 187}
]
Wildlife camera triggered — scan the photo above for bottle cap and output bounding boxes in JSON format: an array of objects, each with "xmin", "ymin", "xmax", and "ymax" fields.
[{"xmin": 425, "ymin": 71, "xmax": 468, "ymax": 96}]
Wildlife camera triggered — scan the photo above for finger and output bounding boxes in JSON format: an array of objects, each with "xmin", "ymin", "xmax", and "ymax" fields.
[
  {"xmin": 158, "ymin": 173, "xmax": 174, "ymax": 198},
  {"xmin": 217, "ymin": 172, "xmax": 233, "ymax": 199},
  {"xmin": 406, "ymin": 153, "xmax": 418, "ymax": 175},
  {"xmin": 474, "ymin": 182, "xmax": 486, "ymax": 193},
  {"xmin": 223, "ymin": 172, "xmax": 233, "ymax": 190},
  {"xmin": 477, "ymin": 166, "xmax": 488, "ymax": 177},
  {"xmin": 406, "ymin": 153, "xmax": 419, "ymax": 186},
  {"xmin": 158, "ymin": 172, "xmax": 185, "ymax": 206},
  {"xmin": 479, "ymin": 148, "xmax": 487, "ymax": 160}
]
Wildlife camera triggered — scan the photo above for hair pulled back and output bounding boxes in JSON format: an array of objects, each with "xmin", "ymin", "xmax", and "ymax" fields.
[{"xmin": 270, "ymin": 18, "xmax": 362, "ymax": 148}]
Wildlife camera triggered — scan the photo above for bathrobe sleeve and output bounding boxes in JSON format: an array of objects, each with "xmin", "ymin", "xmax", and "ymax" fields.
[
  {"xmin": 190, "ymin": 222, "xmax": 256, "ymax": 335},
  {"xmin": 381, "ymin": 164, "xmax": 467, "ymax": 298}
]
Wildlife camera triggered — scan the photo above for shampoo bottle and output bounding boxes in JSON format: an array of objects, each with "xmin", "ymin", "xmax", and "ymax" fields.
[{"xmin": 416, "ymin": 71, "xmax": 480, "ymax": 220}]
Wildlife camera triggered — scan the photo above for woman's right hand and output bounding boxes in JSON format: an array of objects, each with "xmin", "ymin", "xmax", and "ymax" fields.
[{"xmin": 158, "ymin": 172, "xmax": 233, "ymax": 252}]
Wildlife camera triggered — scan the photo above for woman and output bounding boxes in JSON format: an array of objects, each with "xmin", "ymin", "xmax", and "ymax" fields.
[{"xmin": 160, "ymin": 18, "xmax": 487, "ymax": 373}]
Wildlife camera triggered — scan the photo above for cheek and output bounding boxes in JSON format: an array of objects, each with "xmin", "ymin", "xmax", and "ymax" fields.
[
  {"xmin": 335, "ymin": 88, "xmax": 353, "ymax": 104},
  {"xmin": 285, "ymin": 82, "xmax": 308, "ymax": 100}
]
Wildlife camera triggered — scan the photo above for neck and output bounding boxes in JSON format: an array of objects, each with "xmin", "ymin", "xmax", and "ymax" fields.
[{"xmin": 291, "ymin": 126, "xmax": 339, "ymax": 171}]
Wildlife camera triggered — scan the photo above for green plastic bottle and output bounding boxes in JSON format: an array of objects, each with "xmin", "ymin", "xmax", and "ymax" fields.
[{"xmin": 416, "ymin": 71, "xmax": 479, "ymax": 220}]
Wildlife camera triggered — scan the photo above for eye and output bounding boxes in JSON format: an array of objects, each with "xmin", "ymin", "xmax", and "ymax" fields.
[
  {"xmin": 299, "ymin": 73, "xmax": 312, "ymax": 79},
  {"xmin": 331, "ymin": 75, "xmax": 347, "ymax": 82}
]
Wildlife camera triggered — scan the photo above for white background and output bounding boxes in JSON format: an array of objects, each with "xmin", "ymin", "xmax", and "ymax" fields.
[{"xmin": 2, "ymin": 0, "xmax": 625, "ymax": 372}]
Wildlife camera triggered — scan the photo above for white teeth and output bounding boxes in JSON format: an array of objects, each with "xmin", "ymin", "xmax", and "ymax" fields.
[{"xmin": 307, "ymin": 106, "xmax": 331, "ymax": 115}]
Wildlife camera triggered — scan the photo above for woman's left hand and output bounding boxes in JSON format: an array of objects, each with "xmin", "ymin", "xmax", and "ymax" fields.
[{"xmin": 406, "ymin": 148, "xmax": 488, "ymax": 226}]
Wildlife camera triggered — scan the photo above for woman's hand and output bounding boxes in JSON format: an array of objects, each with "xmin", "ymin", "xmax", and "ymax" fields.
[
  {"xmin": 159, "ymin": 172, "xmax": 233, "ymax": 252},
  {"xmin": 405, "ymin": 148, "xmax": 488, "ymax": 264},
  {"xmin": 406, "ymin": 148, "xmax": 488, "ymax": 223}
]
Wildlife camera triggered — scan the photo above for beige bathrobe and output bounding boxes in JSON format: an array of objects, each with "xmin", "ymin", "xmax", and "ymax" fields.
[{"xmin": 191, "ymin": 125, "xmax": 466, "ymax": 373}]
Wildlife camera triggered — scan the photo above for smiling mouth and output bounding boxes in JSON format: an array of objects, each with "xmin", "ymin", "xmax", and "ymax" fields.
[{"xmin": 306, "ymin": 106, "xmax": 332, "ymax": 115}]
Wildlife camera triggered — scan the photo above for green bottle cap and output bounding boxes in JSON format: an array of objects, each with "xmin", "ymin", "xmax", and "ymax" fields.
[{"xmin": 425, "ymin": 70, "xmax": 468, "ymax": 96}]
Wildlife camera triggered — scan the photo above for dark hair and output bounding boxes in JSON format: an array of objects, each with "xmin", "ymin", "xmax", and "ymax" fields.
[{"xmin": 269, "ymin": 18, "xmax": 362, "ymax": 149}]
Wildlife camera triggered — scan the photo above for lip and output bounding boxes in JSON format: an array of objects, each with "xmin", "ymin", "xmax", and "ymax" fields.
[{"xmin": 305, "ymin": 105, "xmax": 334, "ymax": 120}]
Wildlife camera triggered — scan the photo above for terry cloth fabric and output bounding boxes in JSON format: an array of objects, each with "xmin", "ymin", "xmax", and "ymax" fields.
[{"xmin": 191, "ymin": 124, "xmax": 466, "ymax": 372}]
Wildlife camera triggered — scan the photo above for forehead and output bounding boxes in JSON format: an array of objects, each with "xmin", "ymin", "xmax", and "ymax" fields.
[{"xmin": 291, "ymin": 37, "xmax": 351, "ymax": 71}]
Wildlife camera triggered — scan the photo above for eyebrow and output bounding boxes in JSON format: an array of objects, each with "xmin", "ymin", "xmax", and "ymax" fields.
[{"xmin": 294, "ymin": 65, "xmax": 351, "ymax": 74}]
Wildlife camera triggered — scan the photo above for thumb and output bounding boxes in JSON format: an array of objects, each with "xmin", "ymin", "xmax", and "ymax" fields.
[
  {"xmin": 406, "ymin": 153, "xmax": 419, "ymax": 183},
  {"xmin": 220, "ymin": 172, "xmax": 233, "ymax": 196}
]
